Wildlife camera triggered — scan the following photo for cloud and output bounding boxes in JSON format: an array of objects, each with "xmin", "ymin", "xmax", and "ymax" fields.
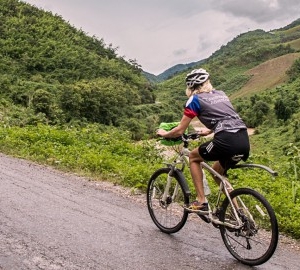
[
  {"xmin": 22, "ymin": 0, "xmax": 300, "ymax": 74},
  {"xmin": 212, "ymin": 0, "xmax": 300, "ymax": 23},
  {"xmin": 173, "ymin": 49, "xmax": 187, "ymax": 57}
]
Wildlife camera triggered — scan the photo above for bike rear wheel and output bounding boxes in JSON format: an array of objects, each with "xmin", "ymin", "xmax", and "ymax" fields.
[
  {"xmin": 219, "ymin": 188, "xmax": 278, "ymax": 266},
  {"xmin": 147, "ymin": 167, "xmax": 189, "ymax": 234}
]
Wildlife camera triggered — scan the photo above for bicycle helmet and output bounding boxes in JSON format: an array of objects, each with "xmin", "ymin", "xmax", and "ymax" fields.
[{"xmin": 185, "ymin": 68, "xmax": 209, "ymax": 88}]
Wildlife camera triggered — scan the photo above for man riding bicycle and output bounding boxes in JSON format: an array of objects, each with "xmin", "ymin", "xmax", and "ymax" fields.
[{"xmin": 156, "ymin": 68, "xmax": 250, "ymax": 214}]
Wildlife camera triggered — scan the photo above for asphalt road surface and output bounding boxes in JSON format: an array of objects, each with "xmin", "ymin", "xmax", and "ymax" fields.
[{"xmin": 0, "ymin": 153, "xmax": 299, "ymax": 270}]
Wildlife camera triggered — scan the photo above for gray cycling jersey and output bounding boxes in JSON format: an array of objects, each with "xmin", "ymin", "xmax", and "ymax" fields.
[{"xmin": 184, "ymin": 90, "xmax": 247, "ymax": 134}]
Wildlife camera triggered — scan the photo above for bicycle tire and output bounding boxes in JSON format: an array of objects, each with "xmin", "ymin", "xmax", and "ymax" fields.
[
  {"xmin": 147, "ymin": 167, "xmax": 189, "ymax": 234},
  {"xmin": 219, "ymin": 188, "xmax": 278, "ymax": 266}
]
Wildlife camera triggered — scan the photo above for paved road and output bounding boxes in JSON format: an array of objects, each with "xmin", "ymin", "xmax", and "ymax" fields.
[{"xmin": 0, "ymin": 153, "xmax": 299, "ymax": 269}]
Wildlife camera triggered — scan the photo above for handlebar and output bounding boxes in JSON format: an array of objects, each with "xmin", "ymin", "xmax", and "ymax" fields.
[
  {"xmin": 182, "ymin": 132, "xmax": 201, "ymax": 141},
  {"xmin": 158, "ymin": 132, "xmax": 201, "ymax": 147}
]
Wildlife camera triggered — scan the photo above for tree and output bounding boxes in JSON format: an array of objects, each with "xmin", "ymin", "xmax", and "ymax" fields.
[
  {"xmin": 274, "ymin": 99, "xmax": 292, "ymax": 121},
  {"xmin": 32, "ymin": 89, "xmax": 53, "ymax": 117},
  {"xmin": 273, "ymin": 90, "xmax": 299, "ymax": 122}
]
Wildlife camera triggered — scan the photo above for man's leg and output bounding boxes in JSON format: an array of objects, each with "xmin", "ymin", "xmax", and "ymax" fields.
[
  {"xmin": 212, "ymin": 161, "xmax": 238, "ymax": 209},
  {"xmin": 189, "ymin": 148, "xmax": 206, "ymax": 204},
  {"xmin": 212, "ymin": 161, "xmax": 234, "ymax": 190},
  {"xmin": 212, "ymin": 161, "xmax": 224, "ymax": 186}
]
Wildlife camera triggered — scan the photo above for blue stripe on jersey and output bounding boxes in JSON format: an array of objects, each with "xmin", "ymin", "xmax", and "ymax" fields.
[{"xmin": 184, "ymin": 95, "xmax": 201, "ymax": 118}]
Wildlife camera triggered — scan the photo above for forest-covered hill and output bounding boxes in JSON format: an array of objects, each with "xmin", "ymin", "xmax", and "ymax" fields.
[
  {"xmin": 0, "ymin": 0, "xmax": 299, "ymax": 154},
  {"xmin": 1, "ymin": 0, "xmax": 299, "ymax": 145},
  {"xmin": 0, "ymin": 0, "xmax": 159, "ymax": 138}
]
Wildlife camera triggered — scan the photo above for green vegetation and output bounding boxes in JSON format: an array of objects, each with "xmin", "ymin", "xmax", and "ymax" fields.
[
  {"xmin": 0, "ymin": 124, "xmax": 162, "ymax": 189},
  {"xmin": 0, "ymin": 1, "xmax": 300, "ymax": 239},
  {"xmin": 0, "ymin": 0, "xmax": 163, "ymax": 139}
]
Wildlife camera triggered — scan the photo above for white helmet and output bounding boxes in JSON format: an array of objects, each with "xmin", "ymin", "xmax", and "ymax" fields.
[{"xmin": 185, "ymin": 68, "xmax": 209, "ymax": 88}]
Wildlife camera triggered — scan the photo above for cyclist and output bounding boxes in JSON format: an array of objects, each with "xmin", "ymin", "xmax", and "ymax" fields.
[{"xmin": 156, "ymin": 68, "xmax": 250, "ymax": 215}]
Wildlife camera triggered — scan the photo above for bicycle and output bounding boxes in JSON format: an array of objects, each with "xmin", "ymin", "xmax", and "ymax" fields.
[{"xmin": 147, "ymin": 132, "xmax": 279, "ymax": 266}]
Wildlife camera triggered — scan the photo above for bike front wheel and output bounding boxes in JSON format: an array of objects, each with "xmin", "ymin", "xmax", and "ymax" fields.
[
  {"xmin": 219, "ymin": 188, "xmax": 278, "ymax": 266},
  {"xmin": 147, "ymin": 167, "xmax": 189, "ymax": 234}
]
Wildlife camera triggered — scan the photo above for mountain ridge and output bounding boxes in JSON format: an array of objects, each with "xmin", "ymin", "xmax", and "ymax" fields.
[{"xmin": 145, "ymin": 18, "xmax": 300, "ymax": 84}]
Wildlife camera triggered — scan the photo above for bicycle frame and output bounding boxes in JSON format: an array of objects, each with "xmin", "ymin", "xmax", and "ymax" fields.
[
  {"xmin": 162, "ymin": 141, "xmax": 277, "ymax": 230},
  {"xmin": 150, "ymin": 134, "xmax": 279, "ymax": 265},
  {"xmin": 201, "ymin": 161, "xmax": 244, "ymax": 228}
]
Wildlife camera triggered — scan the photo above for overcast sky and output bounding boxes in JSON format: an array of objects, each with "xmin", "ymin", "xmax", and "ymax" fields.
[{"xmin": 22, "ymin": 0, "xmax": 300, "ymax": 75}]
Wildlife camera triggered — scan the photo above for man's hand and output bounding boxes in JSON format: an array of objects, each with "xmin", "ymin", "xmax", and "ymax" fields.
[
  {"xmin": 156, "ymin": 128, "xmax": 168, "ymax": 137},
  {"xmin": 198, "ymin": 127, "xmax": 212, "ymax": 136}
]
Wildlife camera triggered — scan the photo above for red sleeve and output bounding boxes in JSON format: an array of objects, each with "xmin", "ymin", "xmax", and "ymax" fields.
[{"xmin": 184, "ymin": 108, "xmax": 197, "ymax": 118}]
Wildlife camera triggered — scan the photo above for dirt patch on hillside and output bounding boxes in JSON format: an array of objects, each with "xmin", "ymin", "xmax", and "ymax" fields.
[{"xmin": 231, "ymin": 52, "xmax": 300, "ymax": 100}]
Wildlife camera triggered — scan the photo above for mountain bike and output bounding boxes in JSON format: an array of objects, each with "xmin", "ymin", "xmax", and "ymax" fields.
[{"xmin": 147, "ymin": 132, "xmax": 278, "ymax": 266}]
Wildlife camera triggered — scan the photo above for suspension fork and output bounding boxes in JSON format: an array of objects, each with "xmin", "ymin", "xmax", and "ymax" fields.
[
  {"xmin": 161, "ymin": 152, "xmax": 189, "ymax": 203},
  {"xmin": 161, "ymin": 165, "xmax": 176, "ymax": 202}
]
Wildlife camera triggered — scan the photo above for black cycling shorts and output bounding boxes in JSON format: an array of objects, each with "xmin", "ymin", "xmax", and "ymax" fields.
[{"xmin": 198, "ymin": 129, "xmax": 250, "ymax": 171}]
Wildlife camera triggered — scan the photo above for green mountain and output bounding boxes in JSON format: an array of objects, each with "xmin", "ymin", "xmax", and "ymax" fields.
[
  {"xmin": 0, "ymin": 0, "xmax": 155, "ymax": 137},
  {"xmin": 143, "ymin": 60, "xmax": 206, "ymax": 84},
  {"xmin": 0, "ymin": 0, "xmax": 300, "ymax": 147},
  {"xmin": 155, "ymin": 19, "xmax": 300, "ymax": 156}
]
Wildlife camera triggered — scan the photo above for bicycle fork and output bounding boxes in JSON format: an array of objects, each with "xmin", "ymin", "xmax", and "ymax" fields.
[{"xmin": 160, "ymin": 166, "xmax": 179, "ymax": 205}]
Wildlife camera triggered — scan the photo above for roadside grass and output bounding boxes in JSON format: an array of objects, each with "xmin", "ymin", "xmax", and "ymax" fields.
[
  {"xmin": 0, "ymin": 123, "xmax": 299, "ymax": 239},
  {"xmin": 0, "ymin": 124, "xmax": 163, "ymax": 191}
]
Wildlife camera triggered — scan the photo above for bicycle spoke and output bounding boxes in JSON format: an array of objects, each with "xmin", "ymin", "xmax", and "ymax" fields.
[{"xmin": 226, "ymin": 233, "xmax": 250, "ymax": 249}]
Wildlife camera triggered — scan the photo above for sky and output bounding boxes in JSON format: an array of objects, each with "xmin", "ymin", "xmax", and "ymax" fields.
[{"xmin": 22, "ymin": 0, "xmax": 300, "ymax": 75}]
